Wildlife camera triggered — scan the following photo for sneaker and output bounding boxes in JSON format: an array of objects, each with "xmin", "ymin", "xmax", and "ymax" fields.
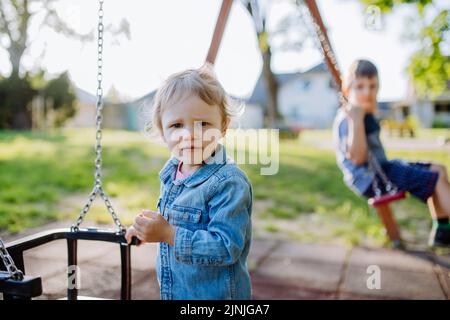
[{"xmin": 428, "ymin": 223, "xmax": 450, "ymax": 247}]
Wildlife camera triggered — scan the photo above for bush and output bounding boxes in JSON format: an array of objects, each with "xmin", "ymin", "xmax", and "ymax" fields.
[{"xmin": 432, "ymin": 118, "xmax": 450, "ymax": 128}]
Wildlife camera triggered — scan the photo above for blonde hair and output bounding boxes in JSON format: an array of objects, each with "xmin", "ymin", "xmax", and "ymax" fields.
[{"xmin": 143, "ymin": 64, "xmax": 243, "ymax": 142}]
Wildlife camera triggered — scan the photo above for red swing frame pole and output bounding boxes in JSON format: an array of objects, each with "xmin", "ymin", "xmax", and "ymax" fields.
[
  {"xmin": 206, "ymin": 0, "xmax": 233, "ymax": 65},
  {"xmin": 304, "ymin": 0, "xmax": 343, "ymax": 91}
]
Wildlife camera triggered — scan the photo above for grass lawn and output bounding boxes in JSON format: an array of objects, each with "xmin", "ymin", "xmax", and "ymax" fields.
[{"xmin": 1, "ymin": 128, "xmax": 449, "ymax": 248}]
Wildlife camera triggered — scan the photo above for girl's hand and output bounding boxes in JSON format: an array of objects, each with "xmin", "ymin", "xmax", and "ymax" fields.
[
  {"xmin": 125, "ymin": 225, "xmax": 143, "ymax": 246},
  {"xmin": 131, "ymin": 210, "xmax": 176, "ymax": 246}
]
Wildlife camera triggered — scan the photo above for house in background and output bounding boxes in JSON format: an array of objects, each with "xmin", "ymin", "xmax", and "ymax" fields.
[
  {"xmin": 66, "ymin": 61, "xmax": 450, "ymax": 131},
  {"xmin": 243, "ymin": 63, "xmax": 340, "ymax": 129},
  {"xmin": 66, "ymin": 63, "xmax": 356, "ymax": 131},
  {"xmin": 377, "ymin": 79, "xmax": 450, "ymax": 129},
  {"xmin": 407, "ymin": 80, "xmax": 450, "ymax": 128},
  {"xmin": 64, "ymin": 87, "xmax": 96, "ymax": 128},
  {"xmin": 66, "ymin": 86, "xmax": 145, "ymax": 130}
]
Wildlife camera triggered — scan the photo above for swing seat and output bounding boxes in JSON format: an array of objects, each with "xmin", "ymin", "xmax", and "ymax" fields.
[
  {"xmin": 0, "ymin": 271, "xmax": 42, "ymax": 299},
  {"xmin": 368, "ymin": 191, "xmax": 406, "ymax": 207},
  {"xmin": 1, "ymin": 228, "xmax": 139, "ymax": 300}
]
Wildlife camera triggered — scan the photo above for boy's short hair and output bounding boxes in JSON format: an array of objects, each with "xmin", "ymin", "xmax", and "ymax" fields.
[{"xmin": 345, "ymin": 59, "xmax": 379, "ymax": 89}]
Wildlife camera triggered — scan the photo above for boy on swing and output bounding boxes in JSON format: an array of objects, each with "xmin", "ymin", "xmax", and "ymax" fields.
[{"xmin": 333, "ymin": 59, "xmax": 450, "ymax": 247}]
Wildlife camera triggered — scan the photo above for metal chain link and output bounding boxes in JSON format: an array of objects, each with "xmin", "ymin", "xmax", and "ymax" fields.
[
  {"xmin": 368, "ymin": 151, "xmax": 398, "ymax": 197},
  {"xmin": 71, "ymin": 0, "xmax": 125, "ymax": 233},
  {"xmin": 0, "ymin": 238, "xmax": 24, "ymax": 281},
  {"xmin": 297, "ymin": 0, "xmax": 347, "ymax": 106}
]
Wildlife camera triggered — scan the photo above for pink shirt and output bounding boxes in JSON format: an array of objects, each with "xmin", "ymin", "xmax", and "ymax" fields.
[{"xmin": 174, "ymin": 161, "xmax": 192, "ymax": 180}]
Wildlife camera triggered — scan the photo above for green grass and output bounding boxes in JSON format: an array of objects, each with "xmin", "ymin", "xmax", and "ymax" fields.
[
  {"xmin": 1, "ymin": 128, "xmax": 449, "ymax": 247},
  {"xmin": 0, "ymin": 129, "xmax": 168, "ymax": 232}
]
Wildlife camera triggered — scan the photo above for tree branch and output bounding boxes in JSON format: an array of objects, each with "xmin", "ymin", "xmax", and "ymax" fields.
[
  {"xmin": 42, "ymin": 7, "xmax": 94, "ymax": 42},
  {"xmin": 0, "ymin": 1, "xmax": 13, "ymax": 43}
]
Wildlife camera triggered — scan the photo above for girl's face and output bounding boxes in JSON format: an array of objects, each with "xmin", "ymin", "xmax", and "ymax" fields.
[
  {"xmin": 348, "ymin": 76, "xmax": 379, "ymax": 113},
  {"xmin": 160, "ymin": 94, "xmax": 228, "ymax": 165}
]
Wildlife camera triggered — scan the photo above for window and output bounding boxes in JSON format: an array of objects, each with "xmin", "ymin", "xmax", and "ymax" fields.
[
  {"xmin": 329, "ymin": 79, "xmax": 335, "ymax": 89},
  {"xmin": 298, "ymin": 80, "xmax": 311, "ymax": 91},
  {"xmin": 435, "ymin": 103, "xmax": 450, "ymax": 113}
]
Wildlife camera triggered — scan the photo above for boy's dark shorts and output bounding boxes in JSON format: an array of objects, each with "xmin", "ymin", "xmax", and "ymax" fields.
[{"xmin": 363, "ymin": 160, "xmax": 440, "ymax": 203}]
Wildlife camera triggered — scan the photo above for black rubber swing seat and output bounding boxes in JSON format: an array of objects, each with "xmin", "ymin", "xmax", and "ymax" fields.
[
  {"xmin": 1, "ymin": 227, "xmax": 139, "ymax": 300},
  {"xmin": 0, "ymin": 271, "xmax": 43, "ymax": 299}
]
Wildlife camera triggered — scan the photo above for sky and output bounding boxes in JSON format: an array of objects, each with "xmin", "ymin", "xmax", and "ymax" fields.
[{"xmin": 0, "ymin": 0, "xmax": 443, "ymax": 102}]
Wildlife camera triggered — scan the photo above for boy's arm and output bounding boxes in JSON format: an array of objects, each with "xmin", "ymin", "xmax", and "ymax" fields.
[{"xmin": 345, "ymin": 105, "xmax": 368, "ymax": 165}]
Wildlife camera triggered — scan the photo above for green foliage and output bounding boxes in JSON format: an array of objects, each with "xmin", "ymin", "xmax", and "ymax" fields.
[
  {"xmin": 361, "ymin": 0, "xmax": 433, "ymax": 13},
  {"xmin": 43, "ymin": 72, "xmax": 77, "ymax": 127},
  {"xmin": 432, "ymin": 118, "xmax": 449, "ymax": 128},
  {"xmin": 408, "ymin": 10, "xmax": 450, "ymax": 98},
  {"xmin": 0, "ymin": 71, "xmax": 77, "ymax": 129},
  {"xmin": 360, "ymin": 0, "xmax": 449, "ymax": 98},
  {"xmin": 0, "ymin": 74, "xmax": 36, "ymax": 129}
]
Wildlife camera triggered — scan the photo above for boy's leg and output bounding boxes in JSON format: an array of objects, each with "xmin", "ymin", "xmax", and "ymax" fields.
[
  {"xmin": 385, "ymin": 160, "xmax": 450, "ymax": 246},
  {"xmin": 427, "ymin": 164, "xmax": 450, "ymax": 247},
  {"xmin": 428, "ymin": 164, "xmax": 450, "ymax": 219}
]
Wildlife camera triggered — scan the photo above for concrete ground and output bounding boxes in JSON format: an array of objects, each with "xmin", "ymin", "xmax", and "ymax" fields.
[{"xmin": 2, "ymin": 221, "xmax": 450, "ymax": 300}]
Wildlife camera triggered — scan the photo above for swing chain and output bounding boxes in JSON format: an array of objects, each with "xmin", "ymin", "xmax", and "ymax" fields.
[
  {"xmin": 368, "ymin": 151, "xmax": 397, "ymax": 197},
  {"xmin": 297, "ymin": 0, "xmax": 347, "ymax": 106},
  {"xmin": 0, "ymin": 238, "xmax": 24, "ymax": 281},
  {"xmin": 72, "ymin": 0, "xmax": 125, "ymax": 234},
  {"xmin": 299, "ymin": 1, "xmax": 400, "ymax": 201}
]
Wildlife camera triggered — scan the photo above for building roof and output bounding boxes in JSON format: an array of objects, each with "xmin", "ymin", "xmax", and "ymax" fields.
[
  {"xmin": 75, "ymin": 87, "xmax": 97, "ymax": 105},
  {"xmin": 247, "ymin": 62, "xmax": 328, "ymax": 106},
  {"xmin": 302, "ymin": 62, "xmax": 329, "ymax": 74}
]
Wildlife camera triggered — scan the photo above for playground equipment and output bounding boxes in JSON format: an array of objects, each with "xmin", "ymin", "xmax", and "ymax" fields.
[
  {"xmin": 301, "ymin": 0, "xmax": 405, "ymax": 247},
  {"xmin": 0, "ymin": 0, "xmax": 142, "ymax": 300}
]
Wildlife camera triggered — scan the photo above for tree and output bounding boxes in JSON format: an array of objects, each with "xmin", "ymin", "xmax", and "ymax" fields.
[
  {"xmin": 0, "ymin": 73, "xmax": 35, "ymax": 128},
  {"xmin": 243, "ymin": 0, "xmax": 320, "ymax": 128},
  {"xmin": 0, "ymin": 0, "xmax": 130, "ymax": 129},
  {"xmin": 42, "ymin": 71, "xmax": 76, "ymax": 127},
  {"xmin": 360, "ymin": 0, "xmax": 449, "ymax": 98},
  {"xmin": 244, "ymin": 0, "xmax": 280, "ymax": 128}
]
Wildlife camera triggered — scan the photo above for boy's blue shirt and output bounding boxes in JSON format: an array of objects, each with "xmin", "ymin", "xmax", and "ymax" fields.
[
  {"xmin": 156, "ymin": 143, "xmax": 253, "ymax": 300},
  {"xmin": 332, "ymin": 109, "xmax": 388, "ymax": 195}
]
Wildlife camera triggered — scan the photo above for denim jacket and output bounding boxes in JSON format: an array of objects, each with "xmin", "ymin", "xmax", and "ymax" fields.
[{"xmin": 155, "ymin": 143, "xmax": 253, "ymax": 300}]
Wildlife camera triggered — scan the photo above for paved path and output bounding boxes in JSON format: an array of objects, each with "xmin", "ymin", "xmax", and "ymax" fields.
[{"xmin": 2, "ymin": 221, "xmax": 450, "ymax": 300}]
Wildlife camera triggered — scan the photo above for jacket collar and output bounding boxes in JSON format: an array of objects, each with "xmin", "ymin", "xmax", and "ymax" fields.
[{"xmin": 159, "ymin": 143, "xmax": 229, "ymax": 187}]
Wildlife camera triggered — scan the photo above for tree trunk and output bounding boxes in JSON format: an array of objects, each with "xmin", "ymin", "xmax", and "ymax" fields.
[
  {"xmin": 9, "ymin": 73, "xmax": 33, "ymax": 130},
  {"xmin": 245, "ymin": 3, "xmax": 280, "ymax": 129},
  {"xmin": 261, "ymin": 47, "xmax": 279, "ymax": 128},
  {"xmin": 1, "ymin": 0, "xmax": 32, "ymax": 129}
]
